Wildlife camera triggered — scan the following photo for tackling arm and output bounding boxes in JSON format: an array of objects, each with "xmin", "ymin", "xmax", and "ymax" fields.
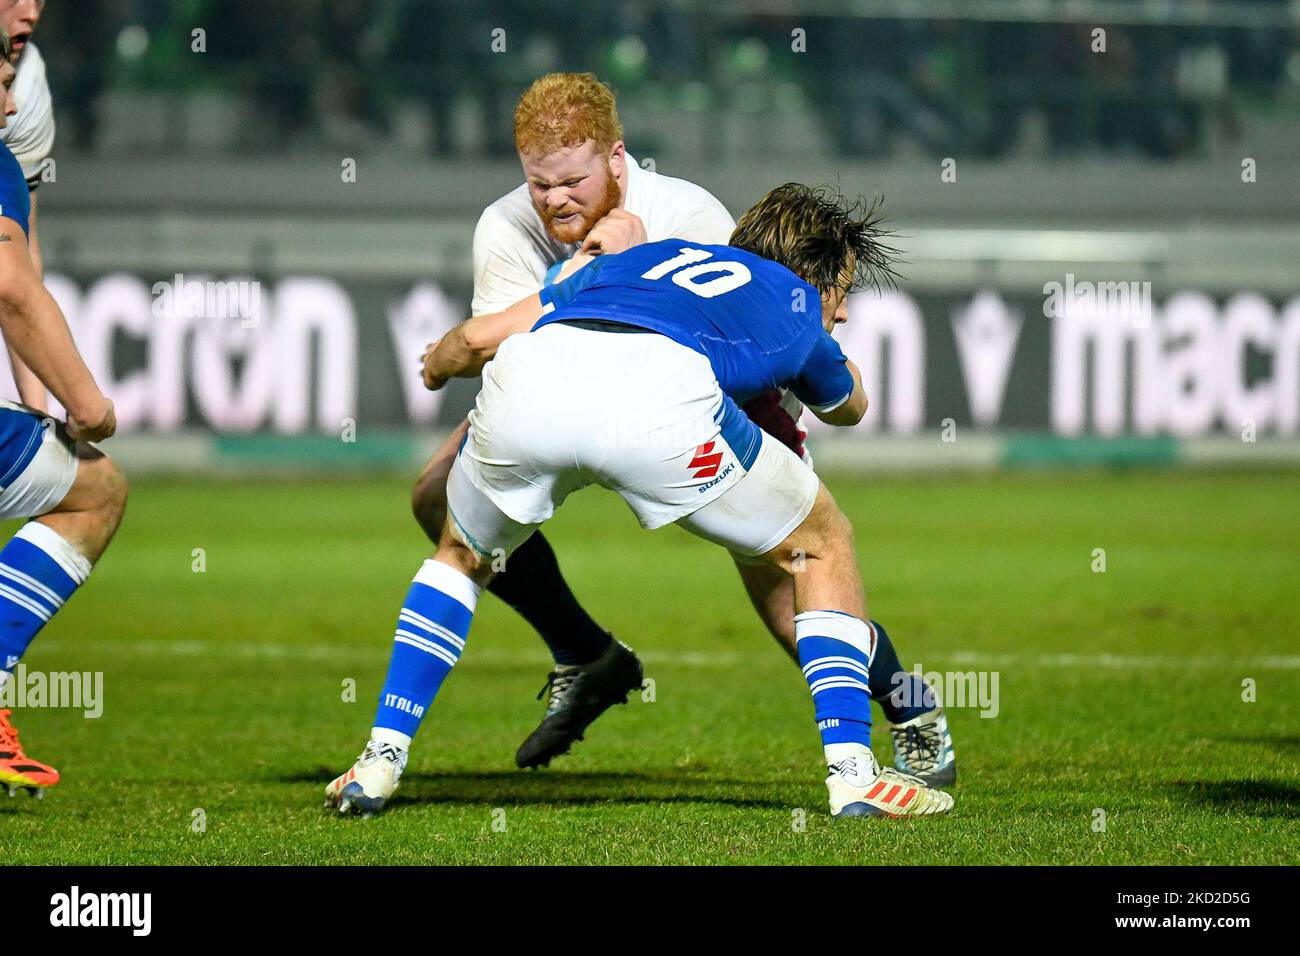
[
  {"xmin": 0, "ymin": 216, "xmax": 115, "ymax": 440},
  {"xmin": 421, "ymin": 293, "xmax": 544, "ymax": 390}
]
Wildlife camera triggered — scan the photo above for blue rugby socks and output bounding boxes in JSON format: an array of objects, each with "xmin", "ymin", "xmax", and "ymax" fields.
[
  {"xmin": 867, "ymin": 619, "xmax": 936, "ymax": 724},
  {"xmin": 371, "ymin": 559, "xmax": 480, "ymax": 748},
  {"xmin": 796, "ymin": 610, "xmax": 877, "ymax": 761},
  {"xmin": 0, "ymin": 522, "xmax": 93, "ymax": 680}
]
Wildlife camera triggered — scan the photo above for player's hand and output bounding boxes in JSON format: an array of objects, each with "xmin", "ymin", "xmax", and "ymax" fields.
[
  {"xmin": 66, "ymin": 398, "xmax": 116, "ymax": 443},
  {"xmin": 421, "ymin": 338, "xmax": 449, "ymax": 392},
  {"xmin": 579, "ymin": 209, "xmax": 646, "ymax": 257}
]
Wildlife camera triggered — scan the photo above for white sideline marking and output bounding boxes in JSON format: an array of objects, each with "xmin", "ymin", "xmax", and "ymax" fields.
[{"xmin": 33, "ymin": 641, "xmax": 1300, "ymax": 670}]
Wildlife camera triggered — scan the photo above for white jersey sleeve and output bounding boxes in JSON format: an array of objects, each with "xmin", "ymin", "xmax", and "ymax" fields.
[
  {"xmin": 470, "ymin": 202, "xmax": 560, "ymax": 317},
  {"xmin": 1, "ymin": 44, "xmax": 56, "ymax": 188},
  {"xmin": 670, "ymin": 202, "xmax": 736, "ymax": 245}
]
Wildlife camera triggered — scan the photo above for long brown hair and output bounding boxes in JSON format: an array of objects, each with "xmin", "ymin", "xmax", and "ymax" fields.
[{"xmin": 730, "ymin": 183, "xmax": 901, "ymax": 293}]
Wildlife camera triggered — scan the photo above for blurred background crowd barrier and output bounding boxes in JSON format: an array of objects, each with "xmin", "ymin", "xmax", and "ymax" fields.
[{"xmin": 20, "ymin": 0, "xmax": 1300, "ymax": 471}]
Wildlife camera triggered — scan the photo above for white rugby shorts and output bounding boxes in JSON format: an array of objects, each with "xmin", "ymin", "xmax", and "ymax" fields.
[
  {"xmin": 0, "ymin": 401, "xmax": 79, "ymax": 521},
  {"xmin": 446, "ymin": 323, "xmax": 819, "ymax": 558}
]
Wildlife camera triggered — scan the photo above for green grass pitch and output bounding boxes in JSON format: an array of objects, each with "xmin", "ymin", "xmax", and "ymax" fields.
[{"xmin": 3, "ymin": 469, "xmax": 1297, "ymax": 864}]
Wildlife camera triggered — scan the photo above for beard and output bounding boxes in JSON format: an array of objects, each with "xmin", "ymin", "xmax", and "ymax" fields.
[{"xmin": 537, "ymin": 165, "xmax": 623, "ymax": 245}]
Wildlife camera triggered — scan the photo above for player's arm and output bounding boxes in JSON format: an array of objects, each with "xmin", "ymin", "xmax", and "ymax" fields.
[
  {"xmin": 424, "ymin": 244, "xmax": 612, "ymax": 389},
  {"xmin": 810, "ymin": 359, "xmax": 867, "ymax": 426},
  {"xmin": 422, "ymin": 293, "xmax": 544, "ymax": 390},
  {"xmin": 792, "ymin": 332, "xmax": 868, "ymax": 427},
  {"xmin": 0, "ymin": 217, "xmax": 115, "ymax": 441},
  {"xmin": 5, "ymin": 191, "xmax": 49, "ymax": 412}
]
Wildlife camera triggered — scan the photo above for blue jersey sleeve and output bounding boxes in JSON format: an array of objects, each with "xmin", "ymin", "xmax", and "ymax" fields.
[
  {"xmin": 0, "ymin": 143, "xmax": 30, "ymax": 236},
  {"xmin": 538, "ymin": 255, "xmax": 610, "ymax": 314},
  {"xmin": 542, "ymin": 259, "xmax": 567, "ymax": 287},
  {"xmin": 790, "ymin": 330, "xmax": 855, "ymax": 412}
]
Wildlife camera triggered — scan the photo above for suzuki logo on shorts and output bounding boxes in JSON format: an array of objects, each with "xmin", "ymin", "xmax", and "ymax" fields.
[{"xmin": 688, "ymin": 441, "xmax": 724, "ymax": 479}]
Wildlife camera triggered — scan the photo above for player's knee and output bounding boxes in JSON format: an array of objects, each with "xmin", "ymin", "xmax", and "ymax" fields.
[
  {"xmin": 102, "ymin": 459, "xmax": 128, "ymax": 522},
  {"xmin": 437, "ymin": 521, "xmax": 493, "ymax": 585},
  {"xmin": 83, "ymin": 454, "xmax": 128, "ymax": 524},
  {"xmin": 778, "ymin": 496, "xmax": 854, "ymax": 569}
]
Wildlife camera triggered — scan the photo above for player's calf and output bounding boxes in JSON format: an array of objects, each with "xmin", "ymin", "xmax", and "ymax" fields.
[
  {"xmin": 683, "ymin": 449, "xmax": 953, "ymax": 818},
  {"xmin": 327, "ymin": 519, "xmax": 492, "ymax": 817}
]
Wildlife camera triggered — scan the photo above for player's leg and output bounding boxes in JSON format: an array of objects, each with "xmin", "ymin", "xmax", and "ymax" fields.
[
  {"xmin": 327, "ymin": 453, "xmax": 536, "ymax": 816},
  {"xmin": 735, "ymin": 391, "xmax": 954, "ymax": 784},
  {"xmin": 0, "ymin": 410, "xmax": 127, "ymax": 796},
  {"xmin": 731, "ymin": 557, "xmax": 954, "ymax": 786},
  {"xmin": 329, "ymin": 330, "xmax": 604, "ymax": 814},
  {"xmin": 411, "ymin": 418, "xmax": 640, "ymax": 760},
  {"xmin": 677, "ymin": 429, "xmax": 952, "ymax": 818},
  {"xmin": 412, "ymin": 419, "xmax": 613, "ymax": 665}
]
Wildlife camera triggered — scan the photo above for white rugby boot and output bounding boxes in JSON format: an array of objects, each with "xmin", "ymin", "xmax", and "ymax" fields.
[
  {"xmin": 325, "ymin": 737, "xmax": 408, "ymax": 816},
  {"xmin": 826, "ymin": 745, "xmax": 954, "ymax": 818}
]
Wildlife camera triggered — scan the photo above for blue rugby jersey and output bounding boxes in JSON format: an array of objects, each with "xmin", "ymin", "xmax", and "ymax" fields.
[
  {"xmin": 535, "ymin": 239, "xmax": 855, "ymax": 412},
  {"xmin": 0, "ymin": 140, "xmax": 31, "ymax": 236}
]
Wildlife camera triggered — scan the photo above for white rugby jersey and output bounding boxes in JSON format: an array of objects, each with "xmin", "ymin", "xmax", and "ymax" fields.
[
  {"xmin": 470, "ymin": 154, "xmax": 735, "ymax": 316},
  {"xmin": 1, "ymin": 42, "xmax": 55, "ymax": 188}
]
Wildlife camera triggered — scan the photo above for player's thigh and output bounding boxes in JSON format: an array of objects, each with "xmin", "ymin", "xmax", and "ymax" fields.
[
  {"xmin": 445, "ymin": 327, "xmax": 598, "ymax": 556},
  {"xmin": 675, "ymin": 430, "xmax": 820, "ymax": 558},
  {"xmin": 775, "ymin": 481, "xmax": 857, "ymax": 565},
  {"xmin": 413, "ymin": 418, "xmax": 470, "ymax": 510},
  {"xmin": 444, "ymin": 452, "xmax": 546, "ymax": 560}
]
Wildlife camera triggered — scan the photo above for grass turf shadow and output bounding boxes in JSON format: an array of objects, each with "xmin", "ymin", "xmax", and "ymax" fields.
[
  {"xmin": 1214, "ymin": 734, "xmax": 1300, "ymax": 754},
  {"xmin": 1167, "ymin": 779, "xmax": 1300, "ymax": 819},
  {"xmin": 291, "ymin": 767, "xmax": 795, "ymax": 810}
]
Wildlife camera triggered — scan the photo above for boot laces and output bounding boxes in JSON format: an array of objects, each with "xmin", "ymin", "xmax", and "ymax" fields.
[
  {"xmin": 894, "ymin": 722, "xmax": 941, "ymax": 771},
  {"xmin": 536, "ymin": 668, "xmax": 580, "ymax": 715}
]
